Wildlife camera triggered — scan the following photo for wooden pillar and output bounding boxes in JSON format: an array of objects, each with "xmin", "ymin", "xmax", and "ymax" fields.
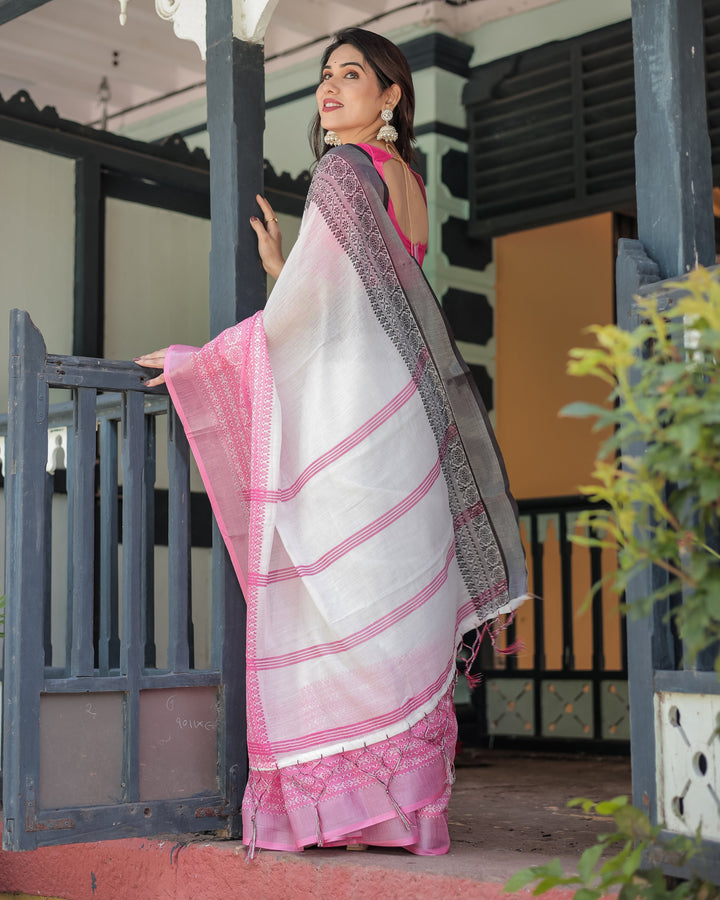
[
  {"xmin": 620, "ymin": 0, "xmax": 715, "ymax": 835},
  {"xmin": 206, "ymin": 0, "xmax": 267, "ymax": 336},
  {"xmin": 204, "ymin": 0, "xmax": 276, "ymax": 838},
  {"xmin": 631, "ymin": 0, "xmax": 715, "ymax": 278}
]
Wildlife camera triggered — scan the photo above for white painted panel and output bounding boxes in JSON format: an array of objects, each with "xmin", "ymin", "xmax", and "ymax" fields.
[
  {"xmin": 0, "ymin": 140, "xmax": 75, "ymax": 413},
  {"xmin": 656, "ymin": 690, "xmax": 720, "ymax": 840}
]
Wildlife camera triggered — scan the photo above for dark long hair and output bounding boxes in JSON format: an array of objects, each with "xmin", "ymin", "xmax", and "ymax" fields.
[{"xmin": 309, "ymin": 28, "xmax": 416, "ymax": 165}]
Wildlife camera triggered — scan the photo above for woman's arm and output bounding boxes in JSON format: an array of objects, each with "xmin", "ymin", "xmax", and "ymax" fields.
[{"xmin": 250, "ymin": 194, "xmax": 285, "ymax": 280}]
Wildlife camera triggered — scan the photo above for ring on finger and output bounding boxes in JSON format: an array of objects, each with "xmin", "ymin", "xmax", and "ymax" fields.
[{"xmin": 265, "ymin": 216, "xmax": 278, "ymax": 224}]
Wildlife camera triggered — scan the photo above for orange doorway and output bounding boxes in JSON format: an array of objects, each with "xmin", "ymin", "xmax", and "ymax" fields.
[{"xmin": 494, "ymin": 213, "xmax": 616, "ymax": 500}]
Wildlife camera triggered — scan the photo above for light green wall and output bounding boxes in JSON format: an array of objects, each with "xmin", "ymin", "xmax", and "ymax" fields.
[
  {"xmin": 118, "ymin": 96, "xmax": 207, "ymax": 145},
  {"xmin": 467, "ymin": 0, "xmax": 631, "ymax": 66},
  {"xmin": 0, "ymin": 140, "xmax": 75, "ymax": 414},
  {"xmin": 104, "ymin": 198, "xmax": 211, "ymax": 361}
]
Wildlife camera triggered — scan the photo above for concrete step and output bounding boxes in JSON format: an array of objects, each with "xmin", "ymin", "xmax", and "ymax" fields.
[{"xmin": 0, "ymin": 752, "xmax": 630, "ymax": 900}]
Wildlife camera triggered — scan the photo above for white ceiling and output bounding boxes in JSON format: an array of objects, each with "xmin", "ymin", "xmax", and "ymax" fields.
[{"xmin": 0, "ymin": 0, "xmax": 559, "ymax": 130}]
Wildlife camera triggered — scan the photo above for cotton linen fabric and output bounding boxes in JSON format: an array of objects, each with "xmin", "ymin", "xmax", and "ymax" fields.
[{"xmin": 164, "ymin": 145, "xmax": 527, "ymax": 854}]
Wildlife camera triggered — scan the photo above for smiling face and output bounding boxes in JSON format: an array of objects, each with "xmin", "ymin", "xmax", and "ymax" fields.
[{"xmin": 316, "ymin": 43, "xmax": 399, "ymax": 146}]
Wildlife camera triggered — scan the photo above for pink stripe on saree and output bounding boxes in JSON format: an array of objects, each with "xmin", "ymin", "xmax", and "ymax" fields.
[{"xmin": 165, "ymin": 145, "xmax": 527, "ymax": 856}]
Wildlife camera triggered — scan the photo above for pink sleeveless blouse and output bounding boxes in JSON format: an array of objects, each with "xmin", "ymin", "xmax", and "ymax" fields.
[{"xmin": 358, "ymin": 143, "xmax": 427, "ymax": 266}]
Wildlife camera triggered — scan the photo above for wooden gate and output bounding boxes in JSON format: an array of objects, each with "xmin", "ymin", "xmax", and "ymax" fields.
[{"xmin": 2, "ymin": 309, "xmax": 246, "ymax": 850}]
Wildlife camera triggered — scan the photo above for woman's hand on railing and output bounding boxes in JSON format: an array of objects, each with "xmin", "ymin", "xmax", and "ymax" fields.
[
  {"xmin": 134, "ymin": 348, "xmax": 168, "ymax": 387},
  {"xmin": 250, "ymin": 194, "xmax": 284, "ymax": 280}
]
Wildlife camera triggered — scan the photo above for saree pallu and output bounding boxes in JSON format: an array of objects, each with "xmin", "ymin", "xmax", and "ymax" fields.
[{"xmin": 165, "ymin": 145, "xmax": 527, "ymax": 855}]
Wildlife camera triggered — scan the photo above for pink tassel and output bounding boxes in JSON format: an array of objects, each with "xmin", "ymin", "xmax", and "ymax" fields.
[
  {"xmin": 458, "ymin": 609, "xmax": 524, "ymax": 686},
  {"xmin": 386, "ymin": 786, "xmax": 412, "ymax": 830},
  {"xmin": 496, "ymin": 639, "xmax": 525, "ymax": 656},
  {"xmin": 315, "ymin": 808, "xmax": 324, "ymax": 847},
  {"xmin": 246, "ymin": 816, "xmax": 258, "ymax": 862}
]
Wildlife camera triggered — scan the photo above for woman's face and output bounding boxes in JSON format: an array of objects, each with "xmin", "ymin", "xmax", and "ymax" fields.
[{"xmin": 316, "ymin": 43, "xmax": 396, "ymax": 145}]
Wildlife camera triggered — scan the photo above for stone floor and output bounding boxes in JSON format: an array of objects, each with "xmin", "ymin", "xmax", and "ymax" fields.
[
  {"xmin": 299, "ymin": 748, "xmax": 632, "ymax": 883},
  {"xmin": 0, "ymin": 749, "xmax": 632, "ymax": 899}
]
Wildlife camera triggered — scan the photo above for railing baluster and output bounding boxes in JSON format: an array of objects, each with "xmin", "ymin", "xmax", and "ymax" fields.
[
  {"xmin": 559, "ymin": 510, "xmax": 575, "ymax": 670},
  {"xmin": 530, "ymin": 512, "xmax": 545, "ymax": 737},
  {"xmin": 70, "ymin": 387, "xmax": 97, "ymax": 677},
  {"xmin": 43, "ymin": 471, "xmax": 53, "ymax": 667},
  {"xmin": 99, "ymin": 418, "xmax": 120, "ymax": 674},
  {"xmin": 64, "ymin": 426, "xmax": 74, "ymax": 675},
  {"xmin": 167, "ymin": 407, "xmax": 192, "ymax": 673},
  {"xmin": 120, "ymin": 391, "xmax": 145, "ymax": 803},
  {"xmin": 143, "ymin": 415, "xmax": 157, "ymax": 668},
  {"xmin": 530, "ymin": 513, "xmax": 546, "ymax": 672},
  {"xmin": 590, "ymin": 537, "xmax": 605, "ymax": 672},
  {"xmin": 590, "ymin": 532, "xmax": 605, "ymax": 739}
]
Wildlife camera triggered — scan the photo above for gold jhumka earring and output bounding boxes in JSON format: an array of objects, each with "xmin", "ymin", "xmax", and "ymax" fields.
[{"xmin": 376, "ymin": 109, "xmax": 398, "ymax": 143}]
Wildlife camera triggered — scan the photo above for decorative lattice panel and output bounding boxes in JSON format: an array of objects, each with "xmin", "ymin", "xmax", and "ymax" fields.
[
  {"xmin": 541, "ymin": 680, "xmax": 593, "ymax": 738},
  {"xmin": 486, "ymin": 678, "xmax": 534, "ymax": 736},
  {"xmin": 601, "ymin": 680, "xmax": 630, "ymax": 740}
]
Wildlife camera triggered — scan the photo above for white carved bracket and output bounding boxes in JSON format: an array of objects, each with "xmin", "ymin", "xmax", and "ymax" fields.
[
  {"xmin": 149, "ymin": 0, "xmax": 281, "ymax": 59},
  {"xmin": 232, "ymin": 0, "xmax": 280, "ymax": 44},
  {"xmin": 156, "ymin": 0, "xmax": 207, "ymax": 60}
]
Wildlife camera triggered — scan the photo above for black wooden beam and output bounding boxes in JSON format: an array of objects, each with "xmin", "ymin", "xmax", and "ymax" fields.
[
  {"xmin": 0, "ymin": 0, "xmax": 53, "ymax": 26},
  {"xmin": 206, "ymin": 3, "xmax": 267, "ymax": 336},
  {"xmin": 73, "ymin": 157, "xmax": 103, "ymax": 357},
  {"xmin": 0, "ymin": 112, "xmax": 210, "ymax": 194},
  {"xmin": 631, "ymin": 0, "xmax": 715, "ymax": 278}
]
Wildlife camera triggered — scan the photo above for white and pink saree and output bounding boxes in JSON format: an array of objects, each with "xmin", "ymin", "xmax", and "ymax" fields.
[{"xmin": 164, "ymin": 145, "xmax": 527, "ymax": 855}]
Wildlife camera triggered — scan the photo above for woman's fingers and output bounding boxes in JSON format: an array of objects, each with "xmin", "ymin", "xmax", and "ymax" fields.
[
  {"xmin": 250, "ymin": 196, "xmax": 284, "ymax": 280},
  {"xmin": 134, "ymin": 348, "xmax": 169, "ymax": 368},
  {"xmin": 256, "ymin": 193, "xmax": 278, "ymax": 227},
  {"xmin": 134, "ymin": 348, "xmax": 168, "ymax": 387}
]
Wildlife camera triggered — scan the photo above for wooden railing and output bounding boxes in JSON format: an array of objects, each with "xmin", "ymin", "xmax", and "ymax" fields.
[
  {"xmin": 457, "ymin": 496, "xmax": 629, "ymax": 751},
  {"xmin": 1, "ymin": 310, "xmax": 245, "ymax": 850}
]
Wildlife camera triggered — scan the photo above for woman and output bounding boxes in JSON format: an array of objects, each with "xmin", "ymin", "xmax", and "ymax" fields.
[{"xmin": 136, "ymin": 28, "xmax": 527, "ymax": 857}]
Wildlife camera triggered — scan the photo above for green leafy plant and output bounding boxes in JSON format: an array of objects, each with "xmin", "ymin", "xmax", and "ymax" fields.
[
  {"xmin": 505, "ymin": 268, "xmax": 720, "ymax": 900},
  {"xmin": 563, "ymin": 267, "xmax": 720, "ymax": 669},
  {"xmin": 505, "ymin": 796, "xmax": 716, "ymax": 900}
]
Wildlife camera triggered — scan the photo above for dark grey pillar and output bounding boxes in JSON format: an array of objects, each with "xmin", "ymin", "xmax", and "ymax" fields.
[
  {"xmin": 205, "ymin": 1, "xmax": 268, "ymax": 838},
  {"xmin": 622, "ymin": 0, "xmax": 715, "ymax": 833},
  {"xmin": 631, "ymin": 0, "xmax": 715, "ymax": 278},
  {"xmin": 73, "ymin": 156, "xmax": 104, "ymax": 357},
  {"xmin": 206, "ymin": 1, "xmax": 267, "ymax": 336}
]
